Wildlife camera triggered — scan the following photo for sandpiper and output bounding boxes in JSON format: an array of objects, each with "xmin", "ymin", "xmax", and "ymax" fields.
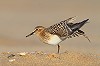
[{"xmin": 26, "ymin": 17, "xmax": 90, "ymax": 53}]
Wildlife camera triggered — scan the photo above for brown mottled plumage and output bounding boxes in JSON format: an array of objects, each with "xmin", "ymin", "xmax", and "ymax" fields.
[{"xmin": 26, "ymin": 17, "xmax": 90, "ymax": 53}]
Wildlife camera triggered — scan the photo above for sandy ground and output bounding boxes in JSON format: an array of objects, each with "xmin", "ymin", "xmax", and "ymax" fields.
[{"xmin": 0, "ymin": 51, "xmax": 100, "ymax": 66}]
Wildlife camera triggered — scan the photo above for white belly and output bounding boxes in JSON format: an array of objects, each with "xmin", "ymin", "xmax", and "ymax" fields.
[{"xmin": 47, "ymin": 35, "xmax": 62, "ymax": 45}]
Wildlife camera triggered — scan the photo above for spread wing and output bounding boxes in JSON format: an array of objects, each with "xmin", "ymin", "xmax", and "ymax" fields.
[
  {"xmin": 67, "ymin": 23, "xmax": 91, "ymax": 42},
  {"xmin": 45, "ymin": 18, "xmax": 90, "ymax": 42},
  {"xmin": 45, "ymin": 17, "xmax": 75, "ymax": 38}
]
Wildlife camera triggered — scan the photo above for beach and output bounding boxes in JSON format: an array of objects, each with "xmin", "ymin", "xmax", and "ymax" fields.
[{"xmin": 0, "ymin": 51, "xmax": 100, "ymax": 66}]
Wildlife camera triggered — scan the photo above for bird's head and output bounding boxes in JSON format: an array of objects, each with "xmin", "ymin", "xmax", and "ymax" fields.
[{"xmin": 26, "ymin": 26, "xmax": 45, "ymax": 37}]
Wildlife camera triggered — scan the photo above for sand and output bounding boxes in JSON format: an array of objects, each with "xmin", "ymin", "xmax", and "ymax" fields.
[{"xmin": 0, "ymin": 51, "xmax": 100, "ymax": 66}]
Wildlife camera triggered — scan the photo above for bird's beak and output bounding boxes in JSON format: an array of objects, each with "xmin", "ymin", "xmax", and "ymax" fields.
[{"xmin": 26, "ymin": 29, "xmax": 36, "ymax": 37}]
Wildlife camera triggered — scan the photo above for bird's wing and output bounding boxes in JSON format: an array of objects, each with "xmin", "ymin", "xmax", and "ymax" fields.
[
  {"xmin": 46, "ymin": 18, "xmax": 90, "ymax": 41},
  {"xmin": 60, "ymin": 16, "xmax": 76, "ymax": 23},
  {"xmin": 45, "ymin": 17, "xmax": 76, "ymax": 38},
  {"xmin": 66, "ymin": 19, "xmax": 90, "ymax": 42},
  {"xmin": 69, "ymin": 19, "xmax": 89, "ymax": 32}
]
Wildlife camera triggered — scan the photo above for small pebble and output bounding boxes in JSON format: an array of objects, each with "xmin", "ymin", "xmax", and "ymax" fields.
[
  {"xmin": 7, "ymin": 54, "xmax": 15, "ymax": 58},
  {"xmin": 17, "ymin": 52, "xmax": 28, "ymax": 56},
  {"xmin": 9, "ymin": 59, "xmax": 15, "ymax": 62}
]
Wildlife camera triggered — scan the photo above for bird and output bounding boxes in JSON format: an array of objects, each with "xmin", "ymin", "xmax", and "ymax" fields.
[{"xmin": 26, "ymin": 17, "xmax": 90, "ymax": 53}]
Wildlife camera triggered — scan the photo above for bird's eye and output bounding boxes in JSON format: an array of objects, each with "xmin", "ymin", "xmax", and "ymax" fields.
[{"xmin": 36, "ymin": 28, "xmax": 38, "ymax": 31}]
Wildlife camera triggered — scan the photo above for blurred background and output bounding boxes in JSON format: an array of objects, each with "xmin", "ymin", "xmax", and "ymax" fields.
[{"xmin": 0, "ymin": 0, "xmax": 100, "ymax": 54}]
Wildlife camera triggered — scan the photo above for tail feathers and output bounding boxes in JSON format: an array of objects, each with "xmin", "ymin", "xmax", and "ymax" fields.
[{"xmin": 71, "ymin": 19, "xmax": 89, "ymax": 32}]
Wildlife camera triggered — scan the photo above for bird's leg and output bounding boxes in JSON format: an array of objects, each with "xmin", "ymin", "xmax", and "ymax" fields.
[
  {"xmin": 77, "ymin": 30, "xmax": 91, "ymax": 43},
  {"xmin": 83, "ymin": 34, "xmax": 91, "ymax": 43},
  {"xmin": 57, "ymin": 44, "xmax": 60, "ymax": 53}
]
